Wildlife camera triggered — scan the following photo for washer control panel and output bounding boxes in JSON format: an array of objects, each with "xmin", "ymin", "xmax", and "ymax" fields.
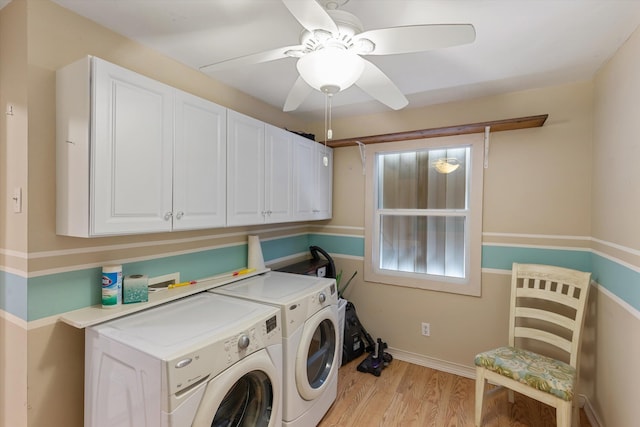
[{"xmin": 167, "ymin": 312, "xmax": 281, "ymax": 396}]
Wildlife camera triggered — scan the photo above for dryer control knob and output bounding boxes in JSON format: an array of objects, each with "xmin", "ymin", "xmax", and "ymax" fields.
[
  {"xmin": 238, "ymin": 334, "xmax": 250, "ymax": 350},
  {"xmin": 318, "ymin": 292, "xmax": 326, "ymax": 304}
]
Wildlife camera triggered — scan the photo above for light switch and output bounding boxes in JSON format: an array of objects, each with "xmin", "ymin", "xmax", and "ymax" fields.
[{"xmin": 13, "ymin": 187, "xmax": 22, "ymax": 213}]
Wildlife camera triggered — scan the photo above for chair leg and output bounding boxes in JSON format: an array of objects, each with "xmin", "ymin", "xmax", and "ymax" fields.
[
  {"xmin": 475, "ymin": 367, "xmax": 486, "ymax": 426},
  {"xmin": 556, "ymin": 400, "xmax": 572, "ymax": 427}
]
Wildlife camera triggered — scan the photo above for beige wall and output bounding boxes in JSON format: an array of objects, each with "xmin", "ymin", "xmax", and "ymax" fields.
[
  {"xmin": 0, "ymin": 318, "xmax": 27, "ymax": 427},
  {"xmin": 592, "ymin": 25, "xmax": 640, "ymax": 427},
  {"xmin": 1, "ymin": 0, "xmax": 28, "ymax": 255},
  {"xmin": 1, "ymin": 1, "xmax": 28, "ymax": 426},
  {"xmin": 593, "ymin": 24, "xmax": 640, "ymax": 249},
  {"xmin": 325, "ymin": 80, "xmax": 593, "ymax": 362}
]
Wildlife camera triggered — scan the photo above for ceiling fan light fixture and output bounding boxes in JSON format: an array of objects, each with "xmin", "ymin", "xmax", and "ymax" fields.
[{"xmin": 296, "ymin": 46, "xmax": 364, "ymax": 92}]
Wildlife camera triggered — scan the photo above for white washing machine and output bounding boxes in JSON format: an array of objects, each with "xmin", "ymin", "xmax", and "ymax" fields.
[
  {"xmin": 211, "ymin": 271, "xmax": 340, "ymax": 427},
  {"xmin": 85, "ymin": 292, "xmax": 283, "ymax": 427}
]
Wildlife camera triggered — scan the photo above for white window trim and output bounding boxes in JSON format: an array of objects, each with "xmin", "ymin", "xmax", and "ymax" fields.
[{"xmin": 364, "ymin": 134, "xmax": 484, "ymax": 297}]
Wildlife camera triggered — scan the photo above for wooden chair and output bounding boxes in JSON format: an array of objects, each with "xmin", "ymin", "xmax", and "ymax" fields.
[{"xmin": 474, "ymin": 263, "xmax": 591, "ymax": 427}]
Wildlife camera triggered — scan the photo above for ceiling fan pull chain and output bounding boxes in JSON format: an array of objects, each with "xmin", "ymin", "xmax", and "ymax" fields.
[
  {"xmin": 328, "ymin": 93, "xmax": 333, "ymax": 140},
  {"xmin": 322, "ymin": 91, "xmax": 332, "ymax": 167},
  {"xmin": 324, "ymin": 91, "xmax": 329, "ymax": 143}
]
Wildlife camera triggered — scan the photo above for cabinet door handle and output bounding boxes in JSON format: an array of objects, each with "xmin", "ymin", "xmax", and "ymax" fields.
[
  {"xmin": 164, "ymin": 212, "xmax": 173, "ymax": 221},
  {"xmin": 176, "ymin": 211, "xmax": 184, "ymax": 219}
]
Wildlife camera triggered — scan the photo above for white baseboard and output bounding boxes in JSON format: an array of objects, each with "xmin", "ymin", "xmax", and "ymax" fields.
[
  {"xmin": 388, "ymin": 347, "xmax": 603, "ymax": 427},
  {"xmin": 581, "ymin": 395, "xmax": 603, "ymax": 427},
  {"xmin": 387, "ymin": 347, "xmax": 476, "ymax": 379}
]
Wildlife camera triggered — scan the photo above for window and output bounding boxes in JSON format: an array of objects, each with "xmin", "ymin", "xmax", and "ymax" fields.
[{"xmin": 364, "ymin": 135, "xmax": 483, "ymax": 296}]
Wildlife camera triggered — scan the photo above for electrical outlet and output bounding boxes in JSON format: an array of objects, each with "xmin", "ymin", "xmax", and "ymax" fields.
[{"xmin": 421, "ymin": 322, "xmax": 431, "ymax": 337}]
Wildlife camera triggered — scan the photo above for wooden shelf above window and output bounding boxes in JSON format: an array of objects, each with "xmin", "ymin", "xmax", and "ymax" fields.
[{"xmin": 326, "ymin": 114, "xmax": 548, "ymax": 148}]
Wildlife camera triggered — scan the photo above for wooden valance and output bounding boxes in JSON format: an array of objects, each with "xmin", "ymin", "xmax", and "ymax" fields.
[{"xmin": 326, "ymin": 114, "xmax": 548, "ymax": 148}]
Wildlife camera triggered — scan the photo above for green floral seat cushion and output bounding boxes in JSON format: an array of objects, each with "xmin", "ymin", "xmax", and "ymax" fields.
[{"xmin": 474, "ymin": 346, "xmax": 576, "ymax": 401}]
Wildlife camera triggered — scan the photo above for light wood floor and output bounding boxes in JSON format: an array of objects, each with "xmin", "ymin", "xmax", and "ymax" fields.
[{"xmin": 318, "ymin": 356, "xmax": 592, "ymax": 427}]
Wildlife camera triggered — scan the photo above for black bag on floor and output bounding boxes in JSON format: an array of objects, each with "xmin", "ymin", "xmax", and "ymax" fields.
[{"xmin": 342, "ymin": 301, "xmax": 373, "ymax": 365}]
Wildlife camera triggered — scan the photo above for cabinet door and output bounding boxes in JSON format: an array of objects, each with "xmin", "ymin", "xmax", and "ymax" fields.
[
  {"xmin": 315, "ymin": 144, "xmax": 333, "ymax": 219},
  {"xmin": 173, "ymin": 91, "xmax": 227, "ymax": 230},
  {"xmin": 265, "ymin": 125, "xmax": 293, "ymax": 223},
  {"xmin": 91, "ymin": 58, "xmax": 174, "ymax": 235},
  {"xmin": 292, "ymin": 135, "xmax": 316, "ymax": 220},
  {"xmin": 227, "ymin": 110, "xmax": 265, "ymax": 226}
]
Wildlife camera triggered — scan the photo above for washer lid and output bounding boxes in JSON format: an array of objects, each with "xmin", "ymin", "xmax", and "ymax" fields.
[
  {"xmin": 90, "ymin": 293, "xmax": 278, "ymax": 359},
  {"xmin": 213, "ymin": 272, "xmax": 335, "ymax": 305}
]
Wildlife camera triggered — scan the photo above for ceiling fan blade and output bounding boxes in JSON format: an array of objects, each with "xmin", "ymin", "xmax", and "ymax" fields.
[
  {"xmin": 283, "ymin": 76, "xmax": 313, "ymax": 112},
  {"xmin": 355, "ymin": 58, "xmax": 408, "ymax": 110},
  {"xmin": 200, "ymin": 45, "xmax": 301, "ymax": 72},
  {"xmin": 282, "ymin": 0, "xmax": 338, "ymax": 34},
  {"xmin": 356, "ymin": 24, "xmax": 476, "ymax": 56}
]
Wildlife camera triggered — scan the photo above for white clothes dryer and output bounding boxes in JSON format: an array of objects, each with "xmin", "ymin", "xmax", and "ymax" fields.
[
  {"xmin": 211, "ymin": 271, "xmax": 340, "ymax": 427},
  {"xmin": 85, "ymin": 292, "xmax": 283, "ymax": 427}
]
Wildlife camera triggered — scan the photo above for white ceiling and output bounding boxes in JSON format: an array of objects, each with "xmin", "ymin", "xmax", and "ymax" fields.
[{"xmin": 39, "ymin": 1, "xmax": 640, "ymax": 120}]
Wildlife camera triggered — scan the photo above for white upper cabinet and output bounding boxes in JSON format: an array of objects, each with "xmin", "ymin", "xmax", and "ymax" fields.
[
  {"xmin": 227, "ymin": 111, "xmax": 294, "ymax": 226},
  {"xmin": 264, "ymin": 124, "xmax": 294, "ymax": 223},
  {"xmin": 227, "ymin": 110, "xmax": 265, "ymax": 226},
  {"xmin": 173, "ymin": 90, "xmax": 227, "ymax": 230},
  {"xmin": 56, "ymin": 56, "xmax": 226, "ymax": 237},
  {"xmin": 293, "ymin": 136, "xmax": 333, "ymax": 221},
  {"xmin": 293, "ymin": 136, "xmax": 316, "ymax": 220},
  {"xmin": 57, "ymin": 56, "xmax": 331, "ymax": 236},
  {"xmin": 315, "ymin": 143, "xmax": 333, "ymax": 219}
]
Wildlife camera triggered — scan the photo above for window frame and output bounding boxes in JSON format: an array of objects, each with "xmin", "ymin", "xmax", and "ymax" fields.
[{"xmin": 364, "ymin": 134, "xmax": 484, "ymax": 296}]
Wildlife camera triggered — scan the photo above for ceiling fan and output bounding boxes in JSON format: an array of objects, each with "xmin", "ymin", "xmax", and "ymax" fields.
[{"xmin": 200, "ymin": 0, "xmax": 475, "ymax": 112}]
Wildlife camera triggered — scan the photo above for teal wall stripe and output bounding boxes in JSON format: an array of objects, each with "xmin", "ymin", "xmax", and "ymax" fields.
[
  {"xmin": 24, "ymin": 239, "xmax": 295, "ymax": 321},
  {"xmin": 309, "ymin": 234, "xmax": 365, "ymax": 257},
  {"xmin": 124, "ymin": 245, "xmax": 248, "ymax": 283},
  {"xmin": 0, "ymin": 271, "xmax": 27, "ymax": 319},
  {"xmin": 5, "ymin": 234, "xmax": 638, "ymax": 321},
  {"xmin": 27, "ymin": 245, "xmax": 249, "ymax": 321},
  {"xmin": 28, "ymin": 269, "xmax": 102, "ymax": 320},
  {"xmin": 481, "ymin": 245, "xmax": 640, "ymax": 312},
  {"xmin": 481, "ymin": 245, "xmax": 592, "ymax": 272},
  {"xmin": 591, "ymin": 253, "xmax": 640, "ymax": 312},
  {"xmin": 262, "ymin": 234, "xmax": 310, "ymax": 261}
]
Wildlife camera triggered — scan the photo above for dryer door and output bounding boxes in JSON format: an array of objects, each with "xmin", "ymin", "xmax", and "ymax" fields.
[
  {"xmin": 295, "ymin": 305, "xmax": 340, "ymax": 401},
  {"xmin": 192, "ymin": 348, "xmax": 281, "ymax": 427}
]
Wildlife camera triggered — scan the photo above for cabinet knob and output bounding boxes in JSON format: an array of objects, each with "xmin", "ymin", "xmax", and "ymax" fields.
[
  {"xmin": 164, "ymin": 212, "xmax": 173, "ymax": 221},
  {"xmin": 176, "ymin": 211, "xmax": 184, "ymax": 219}
]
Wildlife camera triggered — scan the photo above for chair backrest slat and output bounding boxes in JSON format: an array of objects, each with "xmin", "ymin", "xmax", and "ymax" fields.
[
  {"xmin": 515, "ymin": 307, "xmax": 577, "ymax": 330},
  {"xmin": 516, "ymin": 287, "xmax": 583, "ymax": 309},
  {"xmin": 515, "ymin": 326, "xmax": 573, "ymax": 354}
]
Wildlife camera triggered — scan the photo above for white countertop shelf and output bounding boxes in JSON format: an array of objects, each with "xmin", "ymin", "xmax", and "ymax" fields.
[{"xmin": 60, "ymin": 267, "xmax": 270, "ymax": 329}]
